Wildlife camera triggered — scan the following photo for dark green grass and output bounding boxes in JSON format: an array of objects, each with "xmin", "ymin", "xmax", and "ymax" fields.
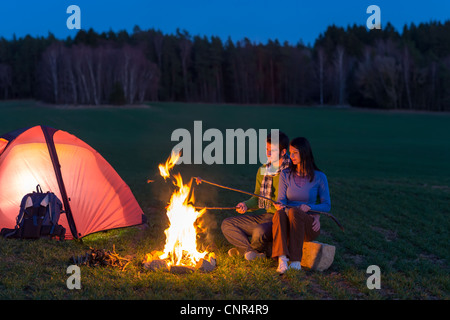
[{"xmin": 0, "ymin": 101, "xmax": 449, "ymax": 300}]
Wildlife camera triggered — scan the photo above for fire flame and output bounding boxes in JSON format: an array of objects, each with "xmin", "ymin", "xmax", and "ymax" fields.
[
  {"xmin": 158, "ymin": 149, "xmax": 180, "ymax": 180},
  {"xmin": 159, "ymin": 174, "xmax": 207, "ymax": 266},
  {"xmin": 147, "ymin": 151, "xmax": 208, "ymax": 267}
]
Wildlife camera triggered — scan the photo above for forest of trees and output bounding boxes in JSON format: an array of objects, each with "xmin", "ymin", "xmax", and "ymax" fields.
[{"xmin": 0, "ymin": 21, "xmax": 449, "ymax": 110}]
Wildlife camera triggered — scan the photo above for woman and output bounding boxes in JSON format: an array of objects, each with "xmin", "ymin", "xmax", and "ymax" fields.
[{"xmin": 272, "ymin": 137, "xmax": 331, "ymax": 273}]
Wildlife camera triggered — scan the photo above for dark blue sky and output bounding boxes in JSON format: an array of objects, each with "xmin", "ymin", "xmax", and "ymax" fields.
[{"xmin": 0, "ymin": 0, "xmax": 449, "ymax": 45}]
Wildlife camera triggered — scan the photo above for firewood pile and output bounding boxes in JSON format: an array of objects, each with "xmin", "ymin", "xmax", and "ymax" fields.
[{"xmin": 71, "ymin": 245, "xmax": 133, "ymax": 271}]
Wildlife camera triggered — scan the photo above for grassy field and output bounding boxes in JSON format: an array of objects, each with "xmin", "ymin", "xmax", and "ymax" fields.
[{"xmin": 0, "ymin": 100, "xmax": 449, "ymax": 300}]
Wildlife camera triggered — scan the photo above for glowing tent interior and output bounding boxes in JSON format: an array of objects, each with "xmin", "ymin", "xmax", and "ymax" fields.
[{"xmin": 0, "ymin": 125, "xmax": 144, "ymax": 239}]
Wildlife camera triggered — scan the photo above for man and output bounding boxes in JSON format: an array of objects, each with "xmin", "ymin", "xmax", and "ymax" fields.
[{"xmin": 221, "ymin": 131, "xmax": 290, "ymax": 260}]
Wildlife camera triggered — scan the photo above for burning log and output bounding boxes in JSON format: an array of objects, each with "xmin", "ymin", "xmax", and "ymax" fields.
[
  {"xmin": 143, "ymin": 250, "xmax": 168, "ymax": 271},
  {"xmin": 169, "ymin": 265, "xmax": 196, "ymax": 274},
  {"xmin": 143, "ymin": 251, "xmax": 217, "ymax": 273},
  {"xmin": 143, "ymin": 259, "xmax": 169, "ymax": 272},
  {"xmin": 196, "ymin": 252, "xmax": 216, "ymax": 272}
]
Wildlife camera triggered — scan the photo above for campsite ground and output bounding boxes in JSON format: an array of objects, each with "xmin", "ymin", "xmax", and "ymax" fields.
[{"xmin": 0, "ymin": 100, "xmax": 449, "ymax": 300}]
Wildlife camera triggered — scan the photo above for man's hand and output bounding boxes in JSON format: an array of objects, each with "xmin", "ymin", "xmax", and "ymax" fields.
[
  {"xmin": 236, "ymin": 202, "xmax": 247, "ymax": 214},
  {"xmin": 274, "ymin": 202, "xmax": 285, "ymax": 211}
]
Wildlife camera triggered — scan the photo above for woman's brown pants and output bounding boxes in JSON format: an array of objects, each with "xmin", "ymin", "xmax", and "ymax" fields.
[{"xmin": 272, "ymin": 207, "xmax": 320, "ymax": 261}]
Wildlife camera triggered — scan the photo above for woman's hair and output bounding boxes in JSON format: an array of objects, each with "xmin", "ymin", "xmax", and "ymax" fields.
[{"xmin": 288, "ymin": 137, "xmax": 321, "ymax": 182}]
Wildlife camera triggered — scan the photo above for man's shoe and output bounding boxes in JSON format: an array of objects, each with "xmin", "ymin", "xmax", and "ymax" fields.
[{"xmin": 244, "ymin": 251, "xmax": 265, "ymax": 261}]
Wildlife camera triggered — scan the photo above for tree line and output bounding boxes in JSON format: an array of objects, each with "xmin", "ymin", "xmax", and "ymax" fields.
[{"xmin": 0, "ymin": 21, "xmax": 449, "ymax": 110}]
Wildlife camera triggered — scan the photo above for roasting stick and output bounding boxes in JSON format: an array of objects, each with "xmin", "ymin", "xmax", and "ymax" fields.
[
  {"xmin": 194, "ymin": 176, "xmax": 344, "ymax": 232},
  {"xmin": 195, "ymin": 206, "xmax": 237, "ymax": 210},
  {"xmin": 194, "ymin": 177, "xmax": 276, "ymax": 204},
  {"xmin": 197, "ymin": 206, "xmax": 327, "ymax": 215},
  {"xmin": 194, "ymin": 176, "xmax": 302, "ymax": 210},
  {"xmin": 196, "ymin": 206, "xmax": 325, "ymax": 215}
]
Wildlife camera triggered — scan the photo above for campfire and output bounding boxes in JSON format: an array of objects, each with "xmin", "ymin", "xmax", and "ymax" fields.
[{"xmin": 144, "ymin": 151, "xmax": 216, "ymax": 273}]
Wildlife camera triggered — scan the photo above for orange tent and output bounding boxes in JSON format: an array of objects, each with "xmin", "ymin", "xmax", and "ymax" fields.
[{"xmin": 0, "ymin": 126, "xmax": 144, "ymax": 239}]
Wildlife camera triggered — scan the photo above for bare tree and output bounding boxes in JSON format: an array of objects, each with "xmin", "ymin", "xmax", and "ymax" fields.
[
  {"xmin": 316, "ymin": 46, "xmax": 325, "ymax": 105},
  {"xmin": 153, "ymin": 32, "xmax": 164, "ymax": 70},
  {"xmin": 334, "ymin": 45, "xmax": 346, "ymax": 105},
  {"xmin": 38, "ymin": 42, "xmax": 159, "ymax": 105},
  {"xmin": 40, "ymin": 42, "xmax": 63, "ymax": 102},
  {"xmin": 355, "ymin": 41, "xmax": 404, "ymax": 109},
  {"xmin": 402, "ymin": 46, "xmax": 413, "ymax": 109},
  {"xmin": 116, "ymin": 45, "xmax": 158, "ymax": 104},
  {"xmin": 61, "ymin": 50, "xmax": 78, "ymax": 104},
  {"xmin": 179, "ymin": 36, "xmax": 192, "ymax": 101}
]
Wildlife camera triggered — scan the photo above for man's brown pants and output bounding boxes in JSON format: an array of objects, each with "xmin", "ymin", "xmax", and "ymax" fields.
[{"xmin": 272, "ymin": 207, "xmax": 320, "ymax": 261}]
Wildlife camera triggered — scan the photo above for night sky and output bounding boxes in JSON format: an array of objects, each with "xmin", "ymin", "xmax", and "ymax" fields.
[{"xmin": 0, "ymin": 0, "xmax": 448, "ymax": 45}]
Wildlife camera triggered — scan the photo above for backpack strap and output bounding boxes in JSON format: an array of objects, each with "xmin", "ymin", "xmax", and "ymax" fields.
[
  {"xmin": 40, "ymin": 194, "xmax": 49, "ymax": 207},
  {"xmin": 36, "ymin": 184, "xmax": 43, "ymax": 193},
  {"xmin": 49, "ymin": 194, "xmax": 57, "ymax": 234},
  {"xmin": 16, "ymin": 195, "xmax": 31, "ymax": 228},
  {"xmin": 44, "ymin": 193, "xmax": 62, "ymax": 235}
]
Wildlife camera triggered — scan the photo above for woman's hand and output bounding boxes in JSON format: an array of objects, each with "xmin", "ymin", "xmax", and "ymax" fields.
[
  {"xmin": 299, "ymin": 204, "xmax": 311, "ymax": 212},
  {"xmin": 236, "ymin": 202, "xmax": 247, "ymax": 214},
  {"xmin": 274, "ymin": 202, "xmax": 285, "ymax": 211},
  {"xmin": 312, "ymin": 214, "xmax": 321, "ymax": 232}
]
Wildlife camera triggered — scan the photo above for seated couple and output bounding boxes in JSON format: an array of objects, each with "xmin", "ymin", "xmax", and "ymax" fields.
[{"xmin": 221, "ymin": 132, "xmax": 331, "ymax": 273}]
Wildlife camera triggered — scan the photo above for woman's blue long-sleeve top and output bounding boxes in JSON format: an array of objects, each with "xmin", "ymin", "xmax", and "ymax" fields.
[{"xmin": 277, "ymin": 169, "xmax": 331, "ymax": 212}]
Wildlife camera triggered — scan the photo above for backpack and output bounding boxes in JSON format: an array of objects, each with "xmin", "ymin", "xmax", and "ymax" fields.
[{"xmin": 1, "ymin": 185, "xmax": 66, "ymax": 240}]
